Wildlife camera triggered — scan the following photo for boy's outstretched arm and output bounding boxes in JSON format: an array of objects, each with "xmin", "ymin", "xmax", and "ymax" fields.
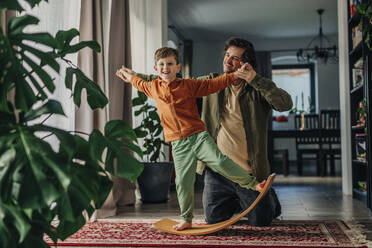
[
  {"xmin": 116, "ymin": 66, "xmax": 154, "ymax": 98},
  {"xmin": 116, "ymin": 66, "xmax": 136, "ymax": 82}
]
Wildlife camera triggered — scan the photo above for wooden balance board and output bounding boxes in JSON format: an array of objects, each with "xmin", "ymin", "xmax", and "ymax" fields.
[{"xmin": 152, "ymin": 173, "xmax": 276, "ymax": 236}]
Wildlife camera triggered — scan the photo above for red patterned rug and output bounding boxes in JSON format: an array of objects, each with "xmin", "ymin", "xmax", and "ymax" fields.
[{"xmin": 45, "ymin": 219, "xmax": 369, "ymax": 248}]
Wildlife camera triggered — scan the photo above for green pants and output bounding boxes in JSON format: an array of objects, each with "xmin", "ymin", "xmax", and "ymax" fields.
[{"xmin": 171, "ymin": 131, "xmax": 259, "ymax": 223}]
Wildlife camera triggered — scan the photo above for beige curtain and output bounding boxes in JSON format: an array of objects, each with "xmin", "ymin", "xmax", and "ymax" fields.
[
  {"xmin": 76, "ymin": 0, "xmax": 107, "ymax": 134},
  {"xmin": 1, "ymin": 10, "xmax": 15, "ymax": 33},
  {"xmin": 77, "ymin": 0, "xmax": 134, "ymax": 219},
  {"xmin": 96, "ymin": 0, "xmax": 135, "ymax": 218}
]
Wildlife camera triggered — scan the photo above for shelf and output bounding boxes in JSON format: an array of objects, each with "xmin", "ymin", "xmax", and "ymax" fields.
[
  {"xmin": 355, "ymin": 133, "xmax": 366, "ymax": 140},
  {"xmin": 349, "ymin": 41, "xmax": 363, "ymax": 60},
  {"xmin": 352, "ymin": 125, "xmax": 365, "ymax": 130},
  {"xmin": 348, "ymin": 0, "xmax": 371, "ymax": 212},
  {"xmin": 349, "ymin": 12, "xmax": 361, "ymax": 27},
  {"xmin": 353, "ymin": 159, "xmax": 368, "ymax": 165},
  {"xmin": 354, "ymin": 136, "xmax": 366, "ymax": 141},
  {"xmin": 353, "ymin": 188, "xmax": 367, "ymax": 204},
  {"xmin": 350, "ymin": 84, "xmax": 364, "ymax": 94}
]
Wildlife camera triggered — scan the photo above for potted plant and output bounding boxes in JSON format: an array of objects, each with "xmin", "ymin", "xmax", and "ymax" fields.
[
  {"xmin": 355, "ymin": 3, "xmax": 372, "ymax": 51},
  {"xmin": 0, "ymin": 1, "xmax": 143, "ymax": 247},
  {"xmin": 132, "ymin": 91, "xmax": 173, "ymax": 203}
]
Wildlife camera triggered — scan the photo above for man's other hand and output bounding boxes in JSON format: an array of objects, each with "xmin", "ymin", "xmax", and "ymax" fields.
[
  {"xmin": 255, "ymin": 180, "xmax": 266, "ymax": 192},
  {"xmin": 234, "ymin": 62, "xmax": 256, "ymax": 83}
]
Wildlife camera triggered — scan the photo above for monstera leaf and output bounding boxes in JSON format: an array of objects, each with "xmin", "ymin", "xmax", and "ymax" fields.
[
  {"xmin": 1, "ymin": 16, "xmax": 106, "ymax": 112},
  {"xmin": 89, "ymin": 120, "xmax": 144, "ymax": 181},
  {"xmin": 0, "ymin": 0, "xmax": 45, "ymax": 11},
  {"xmin": 0, "ymin": 1, "xmax": 144, "ymax": 247},
  {"xmin": 65, "ymin": 67, "xmax": 108, "ymax": 109}
]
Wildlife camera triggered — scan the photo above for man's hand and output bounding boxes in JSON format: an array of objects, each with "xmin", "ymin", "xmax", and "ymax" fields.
[
  {"xmin": 255, "ymin": 180, "xmax": 266, "ymax": 192},
  {"xmin": 233, "ymin": 62, "xmax": 256, "ymax": 83},
  {"xmin": 116, "ymin": 66, "xmax": 136, "ymax": 82}
]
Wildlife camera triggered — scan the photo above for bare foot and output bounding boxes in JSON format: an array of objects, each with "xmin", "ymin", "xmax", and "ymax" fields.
[{"xmin": 173, "ymin": 221, "xmax": 192, "ymax": 231}]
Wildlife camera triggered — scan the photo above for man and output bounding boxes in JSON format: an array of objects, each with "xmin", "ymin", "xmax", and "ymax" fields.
[
  {"xmin": 137, "ymin": 37, "xmax": 292, "ymax": 226},
  {"xmin": 196, "ymin": 37, "xmax": 292, "ymax": 226}
]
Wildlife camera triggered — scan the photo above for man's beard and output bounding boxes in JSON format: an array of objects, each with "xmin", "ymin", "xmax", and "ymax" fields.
[{"xmin": 223, "ymin": 64, "xmax": 236, "ymax": 73}]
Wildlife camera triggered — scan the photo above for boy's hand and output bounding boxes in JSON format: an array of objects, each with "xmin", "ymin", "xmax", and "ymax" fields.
[
  {"xmin": 116, "ymin": 66, "xmax": 135, "ymax": 82},
  {"xmin": 233, "ymin": 62, "xmax": 256, "ymax": 83},
  {"xmin": 255, "ymin": 180, "xmax": 266, "ymax": 192}
]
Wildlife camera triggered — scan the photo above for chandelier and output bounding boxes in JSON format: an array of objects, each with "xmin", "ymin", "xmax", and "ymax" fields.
[{"xmin": 297, "ymin": 9, "xmax": 338, "ymax": 64}]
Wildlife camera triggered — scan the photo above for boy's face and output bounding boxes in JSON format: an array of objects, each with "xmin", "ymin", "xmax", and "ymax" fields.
[{"xmin": 154, "ymin": 56, "xmax": 181, "ymax": 82}]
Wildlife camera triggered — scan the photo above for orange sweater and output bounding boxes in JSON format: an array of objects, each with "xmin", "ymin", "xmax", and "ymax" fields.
[{"xmin": 130, "ymin": 73, "xmax": 236, "ymax": 142}]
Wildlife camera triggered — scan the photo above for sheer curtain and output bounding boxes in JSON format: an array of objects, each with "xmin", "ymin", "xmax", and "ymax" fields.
[
  {"xmin": 20, "ymin": 0, "xmax": 81, "ymax": 151},
  {"xmin": 18, "ymin": 0, "xmax": 135, "ymax": 219}
]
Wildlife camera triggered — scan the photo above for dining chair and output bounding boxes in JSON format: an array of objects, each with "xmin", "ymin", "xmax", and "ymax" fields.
[
  {"xmin": 295, "ymin": 114, "xmax": 322, "ymax": 176},
  {"xmin": 319, "ymin": 110, "xmax": 341, "ymax": 176}
]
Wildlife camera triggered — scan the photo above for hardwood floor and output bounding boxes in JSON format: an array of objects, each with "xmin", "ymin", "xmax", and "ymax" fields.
[{"xmin": 114, "ymin": 175, "xmax": 371, "ymax": 221}]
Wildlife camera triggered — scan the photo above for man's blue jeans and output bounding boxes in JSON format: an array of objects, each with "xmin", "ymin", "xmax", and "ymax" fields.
[{"xmin": 203, "ymin": 167, "xmax": 281, "ymax": 226}]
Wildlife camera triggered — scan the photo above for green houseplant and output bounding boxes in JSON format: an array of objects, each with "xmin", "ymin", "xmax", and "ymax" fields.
[
  {"xmin": 0, "ymin": 1, "xmax": 143, "ymax": 247},
  {"xmin": 132, "ymin": 91, "xmax": 173, "ymax": 203},
  {"xmin": 355, "ymin": 3, "xmax": 372, "ymax": 51}
]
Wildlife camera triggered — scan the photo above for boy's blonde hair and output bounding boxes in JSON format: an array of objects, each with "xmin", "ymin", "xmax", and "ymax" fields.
[{"xmin": 154, "ymin": 47, "xmax": 179, "ymax": 64}]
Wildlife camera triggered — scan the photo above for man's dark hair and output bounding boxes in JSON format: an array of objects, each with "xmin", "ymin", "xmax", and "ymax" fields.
[
  {"xmin": 224, "ymin": 37, "xmax": 257, "ymax": 69},
  {"xmin": 154, "ymin": 47, "xmax": 179, "ymax": 64}
]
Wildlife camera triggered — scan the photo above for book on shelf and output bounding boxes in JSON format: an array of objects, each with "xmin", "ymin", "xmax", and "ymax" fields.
[
  {"xmin": 356, "ymin": 155, "xmax": 367, "ymax": 163},
  {"xmin": 358, "ymin": 181, "xmax": 367, "ymax": 192},
  {"xmin": 356, "ymin": 136, "xmax": 366, "ymax": 162},
  {"xmin": 349, "ymin": 0, "xmax": 355, "ymax": 17},
  {"xmin": 352, "ymin": 24, "xmax": 363, "ymax": 49},
  {"xmin": 352, "ymin": 68, "xmax": 364, "ymax": 88},
  {"xmin": 349, "ymin": 0, "xmax": 363, "ymax": 17},
  {"xmin": 355, "ymin": 133, "xmax": 366, "ymax": 138},
  {"xmin": 354, "ymin": 58, "xmax": 364, "ymax": 68}
]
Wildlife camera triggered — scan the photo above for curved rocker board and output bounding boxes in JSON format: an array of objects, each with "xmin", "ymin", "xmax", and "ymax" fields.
[{"xmin": 152, "ymin": 173, "xmax": 276, "ymax": 236}]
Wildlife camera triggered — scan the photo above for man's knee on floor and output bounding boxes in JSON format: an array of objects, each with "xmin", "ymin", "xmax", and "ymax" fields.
[
  {"xmin": 244, "ymin": 210, "xmax": 274, "ymax": 227},
  {"xmin": 205, "ymin": 202, "xmax": 232, "ymax": 223},
  {"xmin": 205, "ymin": 213, "xmax": 230, "ymax": 224}
]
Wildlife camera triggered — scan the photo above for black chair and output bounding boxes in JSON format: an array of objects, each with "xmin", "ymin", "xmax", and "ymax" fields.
[
  {"xmin": 270, "ymin": 116, "xmax": 290, "ymax": 176},
  {"xmin": 295, "ymin": 114, "xmax": 322, "ymax": 176},
  {"xmin": 273, "ymin": 149, "xmax": 289, "ymax": 176},
  {"xmin": 319, "ymin": 110, "xmax": 341, "ymax": 176}
]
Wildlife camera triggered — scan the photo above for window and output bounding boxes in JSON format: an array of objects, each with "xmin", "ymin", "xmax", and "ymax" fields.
[{"xmin": 272, "ymin": 64, "xmax": 315, "ymax": 117}]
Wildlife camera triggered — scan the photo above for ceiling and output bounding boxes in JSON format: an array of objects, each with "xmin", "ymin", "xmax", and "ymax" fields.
[{"xmin": 168, "ymin": 0, "xmax": 338, "ymax": 41}]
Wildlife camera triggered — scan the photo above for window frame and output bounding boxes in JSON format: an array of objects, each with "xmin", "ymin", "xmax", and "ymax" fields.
[{"xmin": 272, "ymin": 63, "xmax": 316, "ymax": 113}]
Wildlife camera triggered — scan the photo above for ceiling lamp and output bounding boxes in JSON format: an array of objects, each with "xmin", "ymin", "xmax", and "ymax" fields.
[{"xmin": 297, "ymin": 9, "xmax": 338, "ymax": 64}]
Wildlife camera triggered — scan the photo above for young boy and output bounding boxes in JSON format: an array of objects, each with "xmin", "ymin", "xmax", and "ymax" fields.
[{"xmin": 116, "ymin": 47, "xmax": 265, "ymax": 231}]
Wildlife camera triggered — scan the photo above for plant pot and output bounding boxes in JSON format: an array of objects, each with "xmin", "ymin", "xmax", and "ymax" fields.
[{"xmin": 137, "ymin": 162, "xmax": 174, "ymax": 203}]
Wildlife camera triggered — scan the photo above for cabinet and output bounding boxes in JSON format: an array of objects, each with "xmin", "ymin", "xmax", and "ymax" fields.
[{"xmin": 347, "ymin": 0, "xmax": 372, "ymax": 210}]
